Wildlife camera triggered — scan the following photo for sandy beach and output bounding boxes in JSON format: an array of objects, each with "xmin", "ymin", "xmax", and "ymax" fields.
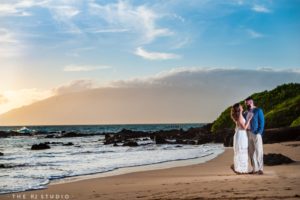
[{"xmin": 1, "ymin": 141, "xmax": 300, "ymax": 200}]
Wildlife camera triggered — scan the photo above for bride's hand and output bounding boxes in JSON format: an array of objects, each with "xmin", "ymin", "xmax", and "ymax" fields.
[{"xmin": 248, "ymin": 113, "xmax": 254, "ymax": 120}]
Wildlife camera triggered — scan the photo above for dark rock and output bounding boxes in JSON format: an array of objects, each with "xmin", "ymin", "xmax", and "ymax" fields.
[
  {"xmin": 213, "ymin": 126, "xmax": 300, "ymax": 147},
  {"xmin": 113, "ymin": 142, "xmax": 120, "ymax": 147},
  {"xmin": 0, "ymin": 130, "xmax": 31, "ymax": 138},
  {"xmin": 0, "ymin": 152, "xmax": 3, "ymax": 156},
  {"xmin": 123, "ymin": 141, "xmax": 139, "ymax": 147},
  {"xmin": 31, "ymin": 143, "xmax": 51, "ymax": 150},
  {"xmin": 212, "ymin": 128, "xmax": 234, "ymax": 147},
  {"xmin": 104, "ymin": 126, "xmax": 213, "ymax": 145},
  {"xmin": 176, "ymin": 139, "xmax": 197, "ymax": 145},
  {"xmin": 61, "ymin": 132, "xmax": 98, "ymax": 138},
  {"xmin": 45, "ymin": 134, "xmax": 55, "ymax": 138},
  {"xmin": 0, "ymin": 164, "xmax": 13, "ymax": 168},
  {"xmin": 63, "ymin": 142, "xmax": 74, "ymax": 146},
  {"xmin": 263, "ymin": 126, "xmax": 300, "ymax": 144},
  {"xmin": 285, "ymin": 143, "xmax": 300, "ymax": 147},
  {"xmin": 103, "ymin": 125, "xmax": 300, "ymax": 147},
  {"xmin": 62, "ymin": 132, "xmax": 82, "ymax": 137},
  {"xmin": 264, "ymin": 153, "xmax": 295, "ymax": 166},
  {"xmin": 155, "ymin": 135, "xmax": 167, "ymax": 144},
  {"xmin": 49, "ymin": 142, "xmax": 63, "ymax": 145},
  {"xmin": 0, "ymin": 164, "xmax": 27, "ymax": 168}
]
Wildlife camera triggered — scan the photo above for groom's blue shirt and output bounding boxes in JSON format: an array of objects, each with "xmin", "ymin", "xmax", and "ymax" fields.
[{"xmin": 244, "ymin": 108, "xmax": 265, "ymax": 135}]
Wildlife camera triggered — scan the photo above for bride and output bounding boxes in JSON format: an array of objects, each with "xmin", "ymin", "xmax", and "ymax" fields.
[{"xmin": 230, "ymin": 103, "xmax": 253, "ymax": 174}]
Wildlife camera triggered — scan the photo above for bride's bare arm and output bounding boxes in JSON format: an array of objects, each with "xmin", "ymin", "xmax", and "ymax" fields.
[{"xmin": 237, "ymin": 115, "xmax": 252, "ymax": 130}]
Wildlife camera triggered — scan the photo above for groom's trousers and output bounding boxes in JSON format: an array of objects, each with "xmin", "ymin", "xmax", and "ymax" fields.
[{"xmin": 247, "ymin": 131, "xmax": 264, "ymax": 172}]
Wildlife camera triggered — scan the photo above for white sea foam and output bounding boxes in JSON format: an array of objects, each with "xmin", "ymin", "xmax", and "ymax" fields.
[{"xmin": 0, "ymin": 135, "xmax": 224, "ymax": 194}]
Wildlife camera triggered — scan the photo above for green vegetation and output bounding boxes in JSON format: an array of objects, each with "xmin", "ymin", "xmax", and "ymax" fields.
[
  {"xmin": 211, "ymin": 83, "xmax": 300, "ymax": 132},
  {"xmin": 291, "ymin": 116, "xmax": 300, "ymax": 127}
]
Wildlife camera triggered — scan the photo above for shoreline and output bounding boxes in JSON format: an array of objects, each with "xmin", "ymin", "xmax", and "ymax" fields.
[
  {"xmin": 1, "ymin": 141, "xmax": 300, "ymax": 200},
  {"xmin": 50, "ymin": 147, "xmax": 224, "ymax": 186}
]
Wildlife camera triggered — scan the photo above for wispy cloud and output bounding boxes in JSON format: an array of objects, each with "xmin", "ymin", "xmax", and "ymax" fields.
[
  {"xmin": 0, "ymin": 28, "xmax": 18, "ymax": 44},
  {"xmin": 88, "ymin": 1, "xmax": 172, "ymax": 44},
  {"xmin": 0, "ymin": 0, "xmax": 49, "ymax": 16},
  {"xmin": 91, "ymin": 28, "xmax": 130, "ymax": 33},
  {"xmin": 111, "ymin": 67, "xmax": 300, "ymax": 89},
  {"xmin": 0, "ymin": 28, "xmax": 22, "ymax": 58},
  {"xmin": 46, "ymin": 3, "xmax": 82, "ymax": 34},
  {"xmin": 246, "ymin": 29, "xmax": 264, "ymax": 38},
  {"xmin": 252, "ymin": 4, "xmax": 271, "ymax": 13},
  {"xmin": 63, "ymin": 65, "xmax": 111, "ymax": 72},
  {"xmin": 52, "ymin": 79, "xmax": 96, "ymax": 95},
  {"xmin": 134, "ymin": 47, "xmax": 181, "ymax": 60},
  {"xmin": 66, "ymin": 46, "xmax": 95, "ymax": 57},
  {"xmin": 0, "ymin": 94, "xmax": 8, "ymax": 104}
]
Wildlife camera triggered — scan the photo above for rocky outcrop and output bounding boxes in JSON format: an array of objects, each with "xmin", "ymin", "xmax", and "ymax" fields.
[
  {"xmin": 211, "ymin": 128, "xmax": 234, "ymax": 147},
  {"xmin": 0, "ymin": 130, "xmax": 99, "ymax": 138},
  {"xmin": 63, "ymin": 142, "xmax": 74, "ymax": 146},
  {"xmin": 264, "ymin": 153, "xmax": 295, "ymax": 166},
  {"xmin": 104, "ymin": 126, "xmax": 213, "ymax": 146},
  {"xmin": 0, "ymin": 164, "xmax": 13, "ymax": 168},
  {"xmin": 61, "ymin": 132, "xmax": 84, "ymax": 137},
  {"xmin": 2, "ymin": 124, "xmax": 299, "ymax": 148},
  {"xmin": 0, "ymin": 164, "xmax": 27, "ymax": 168},
  {"xmin": 213, "ymin": 126, "xmax": 300, "ymax": 147},
  {"xmin": 263, "ymin": 126, "xmax": 300, "ymax": 144},
  {"xmin": 0, "ymin": 131, "xmax": 30, "ymax": 138},
  {"xmin": 31, "ymin": 143, "xmax": 51, "ymax": 150},
  {"xmin": 103, "ymin": 125, "xmax": 300, "ymax": 147},
  {"xmin": 123, "ymin": 141, "xmax": 139, "ymax": 147}
]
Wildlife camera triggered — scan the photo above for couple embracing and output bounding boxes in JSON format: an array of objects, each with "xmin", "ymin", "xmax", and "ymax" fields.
[{"xmin": 230, "ymin": 97, "xmax": 265, "ymax": 175}]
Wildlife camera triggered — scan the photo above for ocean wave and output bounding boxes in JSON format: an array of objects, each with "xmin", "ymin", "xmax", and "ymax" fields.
[{"xmin": 0, "ymin": 134, "xmax": 223, "ymax": 194}]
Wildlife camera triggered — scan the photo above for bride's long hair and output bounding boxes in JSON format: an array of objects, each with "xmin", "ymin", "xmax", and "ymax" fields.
[{"xmin": 231, "ymin": 103, "xmax": 241, "ymax": 122}]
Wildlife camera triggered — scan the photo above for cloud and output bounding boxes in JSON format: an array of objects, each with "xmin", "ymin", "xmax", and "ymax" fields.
[
  {"xmin": 88, "ymin": 1, "xmax": 172, "ymax": 44},
  {"xmin": 1, "ymin": 68, "xmax": 299, "ymax": 122},
  {"xmin": 111, "ymin": 67, "xmax": 300, "ymax": 91},
  {"xmin": 63, "ymin": 65, "xmax": 112, "ymax": 72},
  {"xmin": 0, "ymin": 1, "xmax": 82, "ymax": 33},
  {"xmin": 90, "ymin": 28, "xmax": 130, "ymax": 33},
  {"xmin": 0, "ymin": 0, "xmax": 34, "ymax": 16},
  {"xmin": 52, "ymin": 79, "xmax": 97, "ymax": 95},
  {"xmin": 252, "ymin": 4, "xmax": 271, "ymax": 13},
  {"xmin": 134, "ymin": 47, "xmax": 181, "ymax": 60},
  {"xmin": 53, "ymin": 5, "xmax": 80, "ymax": 18},
  {"xmin": 2, "ymin": 67, "xmax": 299, "ymax": 124},
  {"xmin": 0, "ymin": 28, "xmax": 22, "ymax": 58},
  {"xmin": 0, "ymin": 28, "xmax": 18, "ymax": 44},
  {"xmin": 0, "ymin": 95, "xmax": 8, "ymax": 104},
  {"xmin": 46, "ymin": 4, "xmax": 82, "ymax": 34},
  {"xmin": 246, "ymin": 29, "xmax": 264, "ymax": 38},
  {"xmin": 0, "ymin": 0, "xmax": 51, "ymax": 16}
]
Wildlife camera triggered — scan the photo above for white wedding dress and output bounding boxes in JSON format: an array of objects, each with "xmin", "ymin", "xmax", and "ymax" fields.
[{"xmin": 233, "ymin": 117, "xmax": 249, "ymax": 173}]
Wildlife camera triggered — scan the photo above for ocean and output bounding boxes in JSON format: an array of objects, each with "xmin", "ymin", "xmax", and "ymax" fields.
[{"xmin": 0, "ymin": 124, "xmax": 224, "ymax": 194}]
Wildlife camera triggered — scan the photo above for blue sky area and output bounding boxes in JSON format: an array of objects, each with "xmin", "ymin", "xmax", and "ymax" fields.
[{"xmin": 0, "ymin": 0, "xmax": 299, "ymax": 115}]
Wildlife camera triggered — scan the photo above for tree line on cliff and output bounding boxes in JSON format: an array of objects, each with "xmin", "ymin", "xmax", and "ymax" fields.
[{"xmin": 211, "ymin": 83, "xmax": 300, "ymax": 133}]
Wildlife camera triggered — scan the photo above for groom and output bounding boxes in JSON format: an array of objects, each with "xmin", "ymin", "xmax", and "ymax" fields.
[{"xmin": 244, "ymin": 97, "xmax": 265, "ymax": 175}]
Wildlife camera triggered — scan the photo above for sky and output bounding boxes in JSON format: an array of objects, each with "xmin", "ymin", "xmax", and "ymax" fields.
[{"xmin": 0, "ymin": 0, "xmax": 300, "ymax": 123}]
